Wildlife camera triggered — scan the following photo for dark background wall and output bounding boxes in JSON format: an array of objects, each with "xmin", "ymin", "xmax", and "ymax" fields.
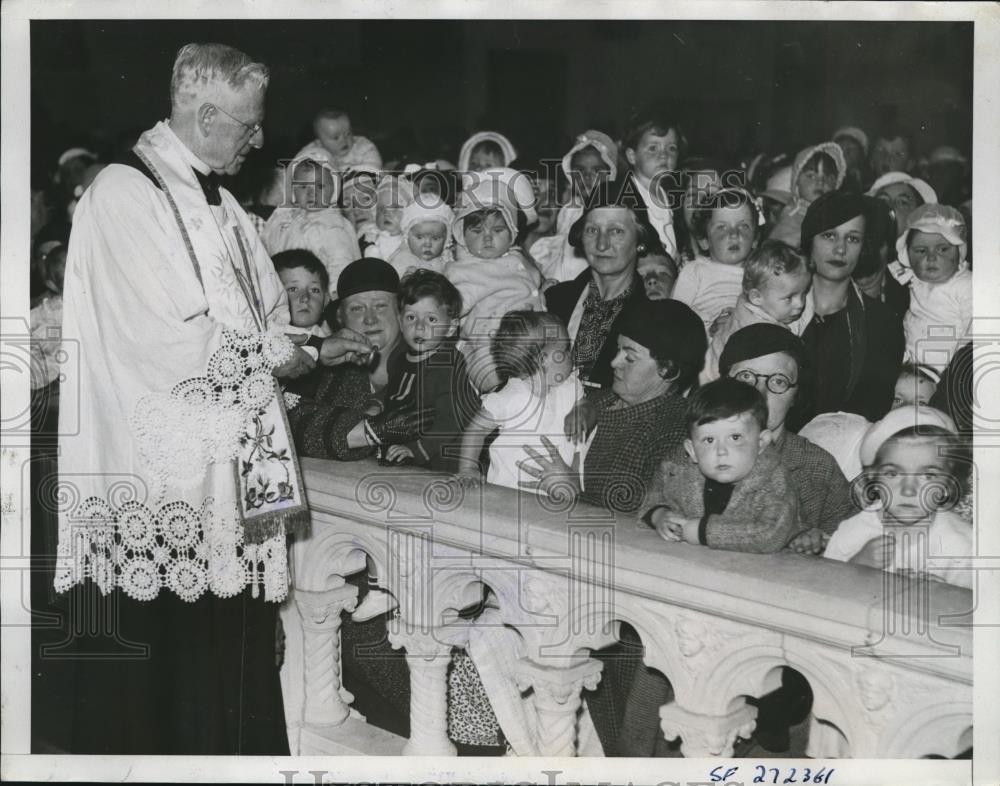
[{"xmin": 31, "ymin": 19, "xmax": 972, "ymax": 174}]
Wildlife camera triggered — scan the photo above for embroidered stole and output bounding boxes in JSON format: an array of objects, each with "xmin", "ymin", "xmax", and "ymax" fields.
[{"xmin": 133, "ymin": 126, "xmax": 309, "ymax": 544}]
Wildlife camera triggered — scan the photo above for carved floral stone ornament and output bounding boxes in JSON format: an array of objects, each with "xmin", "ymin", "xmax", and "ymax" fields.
[
  {"xmin": 857, "ymin": 668, "xmax": 895, "ymax": 713},
  {"xmin": 675, "ymin": 616, "xmax": 707, "ymax": 657},
  {"xmin": 276, "ymin": 460, "xmax": 972, "ymax": 758}
]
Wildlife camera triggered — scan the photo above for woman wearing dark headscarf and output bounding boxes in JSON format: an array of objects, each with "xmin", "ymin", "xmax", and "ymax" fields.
[
  {"xmin": 519, "ymin": 297, "xmax": 706, "ymax": 514},
  {"xmin": 796, "ymin": 192, "xmax": 905, "ymax": 427}
]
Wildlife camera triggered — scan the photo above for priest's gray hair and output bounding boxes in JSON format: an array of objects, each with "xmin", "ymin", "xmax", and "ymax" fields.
[{"xmin": 170, "ymin": 43, "xmax": 269, "ymax": 112}]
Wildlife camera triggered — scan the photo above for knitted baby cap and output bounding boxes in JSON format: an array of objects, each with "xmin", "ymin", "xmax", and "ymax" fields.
[
  {"xmin": 460, "ymin": 167, "xmax": 538, "ymax": 225},
  {"xmin": 401, "ymin": 196, "xmax": 455, "ymax": 236}
]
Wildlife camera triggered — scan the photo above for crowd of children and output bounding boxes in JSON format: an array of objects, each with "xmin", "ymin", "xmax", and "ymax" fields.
[{"xmin": 33, "ymin": 99, "xmax": 977, "ymax": 756}]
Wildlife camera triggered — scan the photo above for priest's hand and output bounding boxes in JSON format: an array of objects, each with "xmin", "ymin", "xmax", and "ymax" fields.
[
  {"xmin": 320, "ymin": 328, "xmax": 375, "ymax": 366},
  {"xmin": 273, "ymin": 346, "xmax": 316, "ymax": 379}
]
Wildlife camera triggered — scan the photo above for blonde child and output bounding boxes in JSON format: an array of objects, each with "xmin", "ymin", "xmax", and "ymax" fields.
[
  {"xmin": 387, "ymin": 196, "xmax": 454, "ymax": 278},
  {"xmin": 294, "ymin": 108, "xmax": 382, "ymax": 174},
  {"xmin": 702, "ymin": 240, "xmax": 813, "ymax": 382},
  {"xmin": 824, "ymin": 408, "xmax": 971, "ymax": 589},
  {"xmin": 889, "ymin": 204, "xmax": 971, "ymax": 373},
  {"xmin": 671, "ymin": 187, "xmax": 764, "ymax": 330},
  {"xmin": 262, "ymin": 158, "xmax": 360, "ymax": 297},
  {"xmin": 769, "ymin": 142, "xmax": 846, "ymax": 247},
  {"xmin": 454, "ymin": 311, "xmax": 587, "ymax": 492}
]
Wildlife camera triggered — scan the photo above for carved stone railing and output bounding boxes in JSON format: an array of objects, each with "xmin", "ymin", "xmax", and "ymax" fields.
[{"xmin": 279, "ymin": 458, "xmax": 974, "ymax": 758}]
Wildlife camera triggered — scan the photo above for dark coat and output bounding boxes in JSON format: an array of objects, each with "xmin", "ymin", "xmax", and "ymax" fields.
[{"xmin": 796, "ymin": 283, "xmax": 904, "ymax": 428}]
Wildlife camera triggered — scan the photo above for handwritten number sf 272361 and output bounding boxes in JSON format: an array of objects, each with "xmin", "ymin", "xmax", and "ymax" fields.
[{"xmin": 709, "ymin": 765, "xmax": 835, "ymax": 784}]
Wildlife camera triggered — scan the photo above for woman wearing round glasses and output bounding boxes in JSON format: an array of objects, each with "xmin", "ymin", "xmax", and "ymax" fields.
[{"xmin": 617, "ymin": 322, "xmax": 858, "ymax": 758}]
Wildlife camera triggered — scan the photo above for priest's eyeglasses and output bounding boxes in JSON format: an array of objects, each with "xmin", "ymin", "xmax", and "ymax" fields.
[
  {"xmin": 731, "ymin": 369, "xmax": 798, "ymax": 395},
  {"xmin": 212, "ymin": 103, "xmax": 263, "ymax": 140}
]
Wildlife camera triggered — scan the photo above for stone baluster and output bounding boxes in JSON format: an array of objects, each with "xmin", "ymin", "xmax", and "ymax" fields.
[
  {"xmin": 659, "ymin": 700, "xmax": 758, "ymax": 757},
  {"xmin": 515, "ymin": 657, "xmax": 603, "ymax": 756},
  {"xmin": 389, "ymin": 626, "xmax": 464, "ymax": 756},
  {"xmin": 294, "ymin": 584, "xmax": 359, "ymax": 727}
]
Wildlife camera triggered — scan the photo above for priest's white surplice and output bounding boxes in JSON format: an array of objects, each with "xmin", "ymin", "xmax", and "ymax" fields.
[{"xmin": 56, "ymin": 121, "xmax": 304, "ymax": 603}]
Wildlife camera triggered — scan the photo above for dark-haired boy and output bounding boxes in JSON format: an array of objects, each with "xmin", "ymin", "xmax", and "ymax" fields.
[
  {"xmin": 272, "ymin": 249, "xmax": 333, "ymax": 404},
  {"xmin": 640, "ymin": 376, "xmax": 798, "ymax": 553},
  {"xmin": 379, "ymin": 269, "xmax": 479, "ymax": 471}
]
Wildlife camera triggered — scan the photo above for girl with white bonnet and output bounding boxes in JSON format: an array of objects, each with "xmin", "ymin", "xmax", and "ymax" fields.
[
  {"xmin": 768, "ymin": 141, "xmax": 847, "ymax": 247},
  {"xmin": 445, "ymin": 168, "xmax": 545, "ymax": 391},
  {"xmin": 547, "ymin": 129, "xmax": 620, "ymax": 282},
  {"xmin": 823, "ymin": 405, "xmax": 971, "ymax": 589},
  {"xmin": 387, "ymin": 195, "xmax": 455, "ymax": 277},
  {"xmin": 889, "ymin": 203, "xmax": 971, "ymax": 373},
  {"xmin": 457, "ymin": 130, "xmax": 518, "ymax": 172}
]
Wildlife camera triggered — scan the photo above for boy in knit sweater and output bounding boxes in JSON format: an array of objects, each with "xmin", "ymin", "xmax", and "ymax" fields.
[
  {"xmin": 641, "ymin": 377, "xmax": 798, "ymax": 553},
  {"xmin": 379, "ymin": 270, "xmax": 479, "ymax": 471}
]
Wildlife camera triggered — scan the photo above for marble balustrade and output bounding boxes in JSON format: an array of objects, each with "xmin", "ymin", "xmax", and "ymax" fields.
[{"xmin": 279, "ymin": 457, "xmax": 973, "ymax": 758}]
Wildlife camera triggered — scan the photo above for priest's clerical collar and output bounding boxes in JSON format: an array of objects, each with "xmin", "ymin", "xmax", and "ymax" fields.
[{"xmin": 163, "ymin": 119, "xmax": 213, "ymax": 175}]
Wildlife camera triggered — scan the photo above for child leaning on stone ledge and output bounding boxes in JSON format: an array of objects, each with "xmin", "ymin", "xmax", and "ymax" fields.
[
  {"xmin": 823, "ymin": 406, "xmax": 972, "ymax": 589},
  {"xmin": 640, "ymin": 376, "xmax": 799, "ymax": 554}
]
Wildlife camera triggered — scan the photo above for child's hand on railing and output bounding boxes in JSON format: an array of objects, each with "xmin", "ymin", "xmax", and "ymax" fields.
[
  {"xmin": 384, "ymin": 445, "xmax": 415, "ymax": 464},
  {"xmin": 786, "ymin": 527, "xmax": 830, "ymax": 555},
  {"xmin": 849, "ymin": 534, "xmax": 896, "ymax": 570}
]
